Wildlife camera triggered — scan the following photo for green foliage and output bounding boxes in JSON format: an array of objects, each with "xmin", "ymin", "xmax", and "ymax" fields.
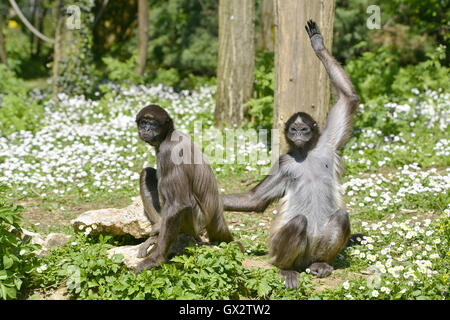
[
  {"xmin": 102, "ymin": 56, "xmax": 143, "ymax": 85},
  {"xmin": 146, "ymin": 0, "xmax": 219, "ymax": 76},
  {"xmin": 334, "ymin": 0, "xmax": 448, "ymax": 65},
  {"xmin": 245, "ymin": 52, "xmax": 275, "ymax": 130},
  {"xmin": 344, "ymin": 45, "xmax": 399, "ymax": 103},
  {"xmin": 346, "ymin": 45, "xmax": 449, "ymax": 104},
  {"xmin": 0, "ymin": 65, "xmax": 45, "ymax": 135},
  {"xmin": 33, "ymin": 237, "xmax": 309, "ymax": 300},
  {"xmin": 0, "ymin": 185, "xmax": 41, "ymax": 300},
  {"xmin": 392, "ymin": 45, "xmax": 449, "ymax": 97}
]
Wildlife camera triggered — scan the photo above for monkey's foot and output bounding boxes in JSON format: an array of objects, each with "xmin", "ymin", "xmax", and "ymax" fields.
[
  {"xmin": 137, "ymin": 235, "xmax": 158, "ymax": 258},
  {"xmin": 309, "ymin": 262, "xmax": 333, "ymax": 278},
  {"xmin": 135, "ymin": 255, "xmax": 165, "ymax": 274},
  {"xmin": 279, "ymin": 269, "xmax": 301, "ymax": 289}
]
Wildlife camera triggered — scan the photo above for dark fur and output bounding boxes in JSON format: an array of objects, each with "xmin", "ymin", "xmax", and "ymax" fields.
[
  {"xmin": 222, "ymin": 20, "xmax": 360, "ymax": 289},
  {"xmin": 135, "ymin": 105, "xmax": 237, "ymax": 272}
]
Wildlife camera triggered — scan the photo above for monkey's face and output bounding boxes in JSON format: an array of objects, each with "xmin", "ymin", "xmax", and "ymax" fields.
[
  {"xmin": 137, "ymin": 117, "xmax": 164, "ymax": 146},
  {"xmin": 285, "ymin": 113, "xmax": 319, "ymax": 150},
  {"xmin": 136, "ymin": 104, "xmax": 174, "ymax": 147}
]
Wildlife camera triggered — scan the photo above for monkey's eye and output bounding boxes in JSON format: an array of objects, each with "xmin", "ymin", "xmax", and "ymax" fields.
[
  {"xmin": 289, "ymin": 127, "xmax": 297, "ymax": 133},
  {"xmin": 301, "ymin": 127, "xmax": 311, "ymax": 133},
  {"xmin": 140, "ymin": 119, "xmax": 158, "ymax": 128}
]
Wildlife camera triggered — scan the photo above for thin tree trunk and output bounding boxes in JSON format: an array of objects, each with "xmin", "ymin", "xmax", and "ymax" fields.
[
  {"xmin": 0, "ymin": 12, "xmax": 7, "ymax": 65},
  {"xmin": 136, "ymin": 0, "xmax": 148, "ymax": 76},
  {"xmin": 273, "ymin": 0, "xmax": 335, "ymax": 153},
  {"xmin": 52, "ymin": 0, "xmax": 64, "ymax": 100},
  {"xmin": 215, "ymin": 0, "xmax": 255, "ymax": 128},
  {"xmin": 36, "ymin": 5, "xmax": 48, "ymax": 58},
  {"xmin": 257, "ymin": 0, "xmax": 274, "ymax": 52}
]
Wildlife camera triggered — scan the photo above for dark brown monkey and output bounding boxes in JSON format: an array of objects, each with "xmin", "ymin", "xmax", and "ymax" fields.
[
  {"xmin": 222, "ymin": 20, "xmax": 360, "ymax": 289},
  {"xmin": 135, "ymin": 104, "xmax": 237, "ymax": 272}
]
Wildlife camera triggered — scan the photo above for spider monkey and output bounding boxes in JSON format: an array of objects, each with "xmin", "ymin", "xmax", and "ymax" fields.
[
  {"xmin": 135, "ymin": 104, "xmax": 239, "ymax": 272},
  {"xmin": 222, "ymin": 20, "xmax": 361, "ymax": 288}
]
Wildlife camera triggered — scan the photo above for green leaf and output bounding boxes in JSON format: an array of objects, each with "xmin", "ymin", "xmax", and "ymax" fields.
[
  {"xmin": 0, "ymin": 270, "xmax": 7, "ymax": 280},
  {"xmin": 3, "ymin": 256, "xmax": 13, "ymax": 269}
]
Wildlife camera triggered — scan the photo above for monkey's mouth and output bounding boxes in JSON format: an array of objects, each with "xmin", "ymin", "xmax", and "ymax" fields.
[
  {"xmin": 140, "ymin": 133, "xmax": 157, "ymax": 145},
  {"xmin": 294, "ymin": 136, "xmax": 310, "ymax": 144}
]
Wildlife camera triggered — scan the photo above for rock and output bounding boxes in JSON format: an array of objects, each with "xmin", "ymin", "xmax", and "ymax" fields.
[
  {"xmin": 71, "ymin": 198, "xmax": 153, "ymax": 238},
  {"xmin": 21, "ymin": 228, "xmax": 45, "ymax": 247},
  {"xmin": 45, "ymin": 233, "xmax": 72, "ymax": 249},
  {"xmin": 18, "ymin": 229, "xmax": 71, "ymax": 256},
  {"xmin": 107, "ymin": 244, "xmax": 146, "ymax": 269}
]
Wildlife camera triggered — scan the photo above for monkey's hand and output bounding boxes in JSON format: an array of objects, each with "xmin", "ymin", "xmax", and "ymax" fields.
[{"xmin": 305, "ymin": 19, "xmax": 325, "ymax": 52}]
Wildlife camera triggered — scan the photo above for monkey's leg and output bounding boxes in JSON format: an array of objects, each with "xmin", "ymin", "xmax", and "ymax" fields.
[
  {"xmin": 138, "ymin": 168, "xmax": 162, "ymax": 258},
  {"xmin": 205, "ymin": 207, "xmax": 246, "ymax": 253},
  {"xmin": 205, "ymin": 207, "xmax": 234, "ymax": 243},
  {"xmin": 269, "ymin": 214, "xmax": 308, "ymax": 289},
  {"xmin": 309, "ymin": 209, "xmax": 351, "ymax": 278},
  {"xmin": 140, "ymin": 167, "xmax": 162, "ymax": 225},
  {"xmin": 135, "ymin": 205, "xmax": 191, "ymax": 273}
]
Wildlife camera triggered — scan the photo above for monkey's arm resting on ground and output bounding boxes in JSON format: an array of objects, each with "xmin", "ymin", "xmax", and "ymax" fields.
[
  {"xmin": 305, "ymin": 19, "xmax": 360, "ymax": 152},
  {"xmin": 222, "ymin": 165, "xmax": 287, "ymax": 212}
]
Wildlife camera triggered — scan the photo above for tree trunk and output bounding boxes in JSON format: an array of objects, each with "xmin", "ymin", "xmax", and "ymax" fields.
[
  {"xmin": 52, "ymin": 0, "xmax": 64, "ymax": 100},
  {"xmin": 273, "ymin": 0, "xmax": 335, "ymax": 153},
  {"xmin": 136, "ymin": 0, "xmax": 148, "ymax": 76},
  {"xmin": 0, "ymin": 12, "xmax": 7, "ymax": 65},
  {"xmin": 215, "ymin": 0, "xmax": 255, "ymax": 128},
  {"xmin": 257, "ymin": 0, "xmax": 274, "ymax": 52}
]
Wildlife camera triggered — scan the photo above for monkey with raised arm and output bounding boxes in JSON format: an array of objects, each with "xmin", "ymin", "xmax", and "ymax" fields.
[{"xmin": 222, "ymin": 20, "xmax": 360, "ymax": 289}]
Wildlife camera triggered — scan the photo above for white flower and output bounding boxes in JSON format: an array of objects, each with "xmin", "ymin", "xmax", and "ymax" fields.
[
  {"xmin": 305, "ymin": 268, "xmax": 311, "ymax": 274},
  {"xmin": 433, "ymin": 238, "xmax": 441, "ymax": 244},
  {"xmin": 380, "ymin": 287, "xmax": 390, "ymax": 294},
  {"xmin": 371, "ymin": 290, "xmax": 379, "ymax": 298},
  {"xmin": 343, "ymin": 281, "xmax": 350, "ymax": 290},
  {"xmin": 19, "ymin": 249, "xmax": 26, "ymax": 255}
]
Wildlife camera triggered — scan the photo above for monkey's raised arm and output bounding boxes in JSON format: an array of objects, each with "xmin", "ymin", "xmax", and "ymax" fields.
[
  {"xmin": 305, "ymin": 20, "xmax": 360, "ymax": 152},
  {"xmin": 222, "ymin": 161, "xmax": 288, "ymax": 212}
]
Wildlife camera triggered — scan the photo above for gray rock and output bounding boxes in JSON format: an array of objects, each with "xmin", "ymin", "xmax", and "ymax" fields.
[{"xmin": 71, "ymin": 198, "xmax": 153, "ymax": 238}]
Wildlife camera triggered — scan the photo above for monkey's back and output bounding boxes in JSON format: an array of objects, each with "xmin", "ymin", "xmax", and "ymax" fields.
[{"xmin": 158, "ymin": 130, "xmax": 221, "ymax": 235}]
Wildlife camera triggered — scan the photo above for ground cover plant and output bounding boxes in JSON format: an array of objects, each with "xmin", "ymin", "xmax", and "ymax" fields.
[{"xmin": 0, "ymin": 75, "xmax": 448, "ymax": 299}]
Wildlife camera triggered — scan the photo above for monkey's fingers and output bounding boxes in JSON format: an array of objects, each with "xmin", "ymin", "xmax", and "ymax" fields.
[{"xmin": 305, "ymin": 19, "xmax": 322, "ymax": 38}]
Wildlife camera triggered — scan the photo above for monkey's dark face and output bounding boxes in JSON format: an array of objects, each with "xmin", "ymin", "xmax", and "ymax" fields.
[
  {"xmin": 136, "ymin": 104, "xmax": 174, "ymax": 147},
  {"xmin": 137, "ymin": 117, "xmax": 164, "ymax": 146},
  {"xmin": 285, "ymin": 112, "xmax": 319, "ymax": 151}
]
